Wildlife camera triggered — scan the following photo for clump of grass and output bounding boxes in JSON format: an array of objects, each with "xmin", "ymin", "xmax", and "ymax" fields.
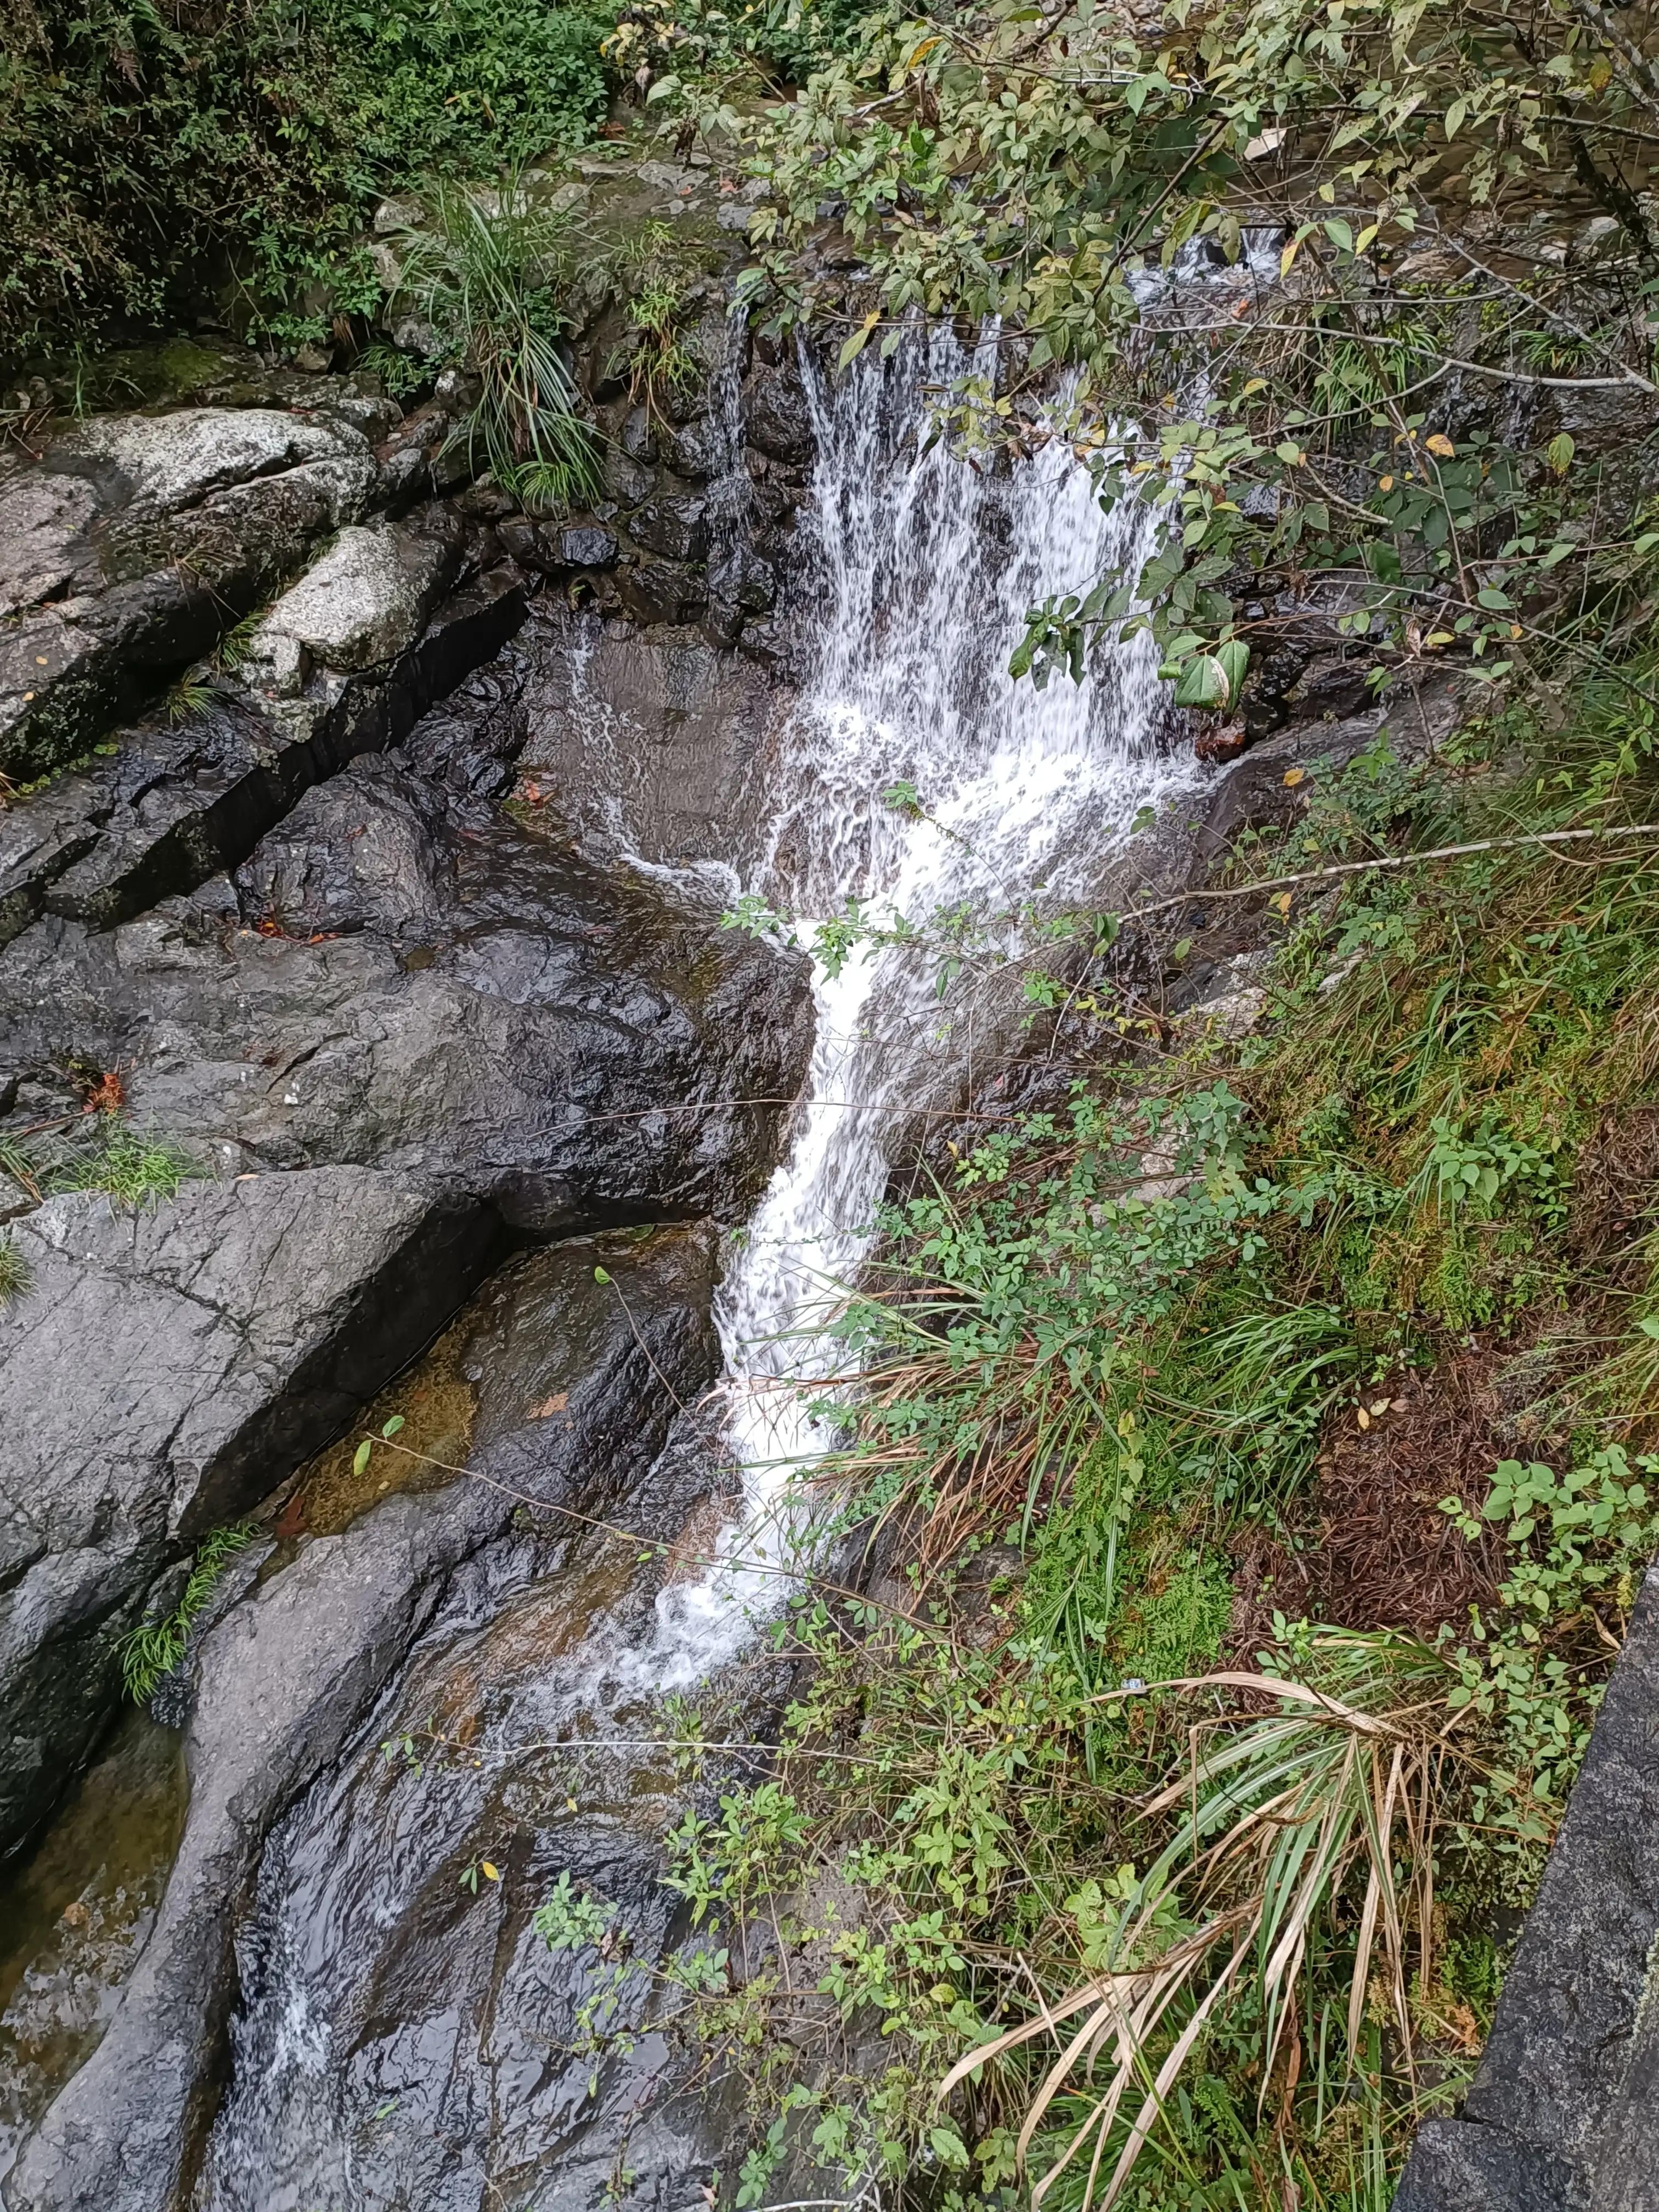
[
  {"xmin": 121, "ymin": 1525, "xmax": 257, "ymax": 1703},
  {"xmin": 52, "ymin": 1125, "xmax": 196, "ymax": 1211},
  {"xmin": 386, "ymin": 173, "xmax": 600, "ymax": 511},
  {"xmin": 0, "ymin": 1237, "xmax": 31, "ymax": 1308},
  {"xmin": 608, "ymin": 219, "xmax": 706, "ymax": 420}
]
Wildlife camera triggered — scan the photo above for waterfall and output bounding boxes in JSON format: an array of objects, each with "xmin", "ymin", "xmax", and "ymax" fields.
[
  {"xmin": 185, "ymin": 331, "xmax": 1206, "ymax": 2211},
  {"xmin": 636, "ymin": 327, "xmax": 1200, "ymax": 1685}
]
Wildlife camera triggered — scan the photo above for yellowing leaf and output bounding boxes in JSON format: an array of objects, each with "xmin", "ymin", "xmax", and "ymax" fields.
[
  {"xmin": 481, "ymin": 1861, "xmax": 500, "ymax": 1882},
  {"xmin": 1357, "ymin": 1406, "xmax": 1371, "ymax": 1430},
  {"xmin": 1282, "ymin": 766, "xmax": 1305, "ymax": 787},
  {"xmin": 1271, "ymin": 889, "xmax": 1294, "ymax": 914},
  {"xmin": 1425, "ymin": 432, "xmax": 1455, "ymax": 458},
  {"xmin": 1378, "ymin": 473, "xmax": 1393, "ymax": 491}
]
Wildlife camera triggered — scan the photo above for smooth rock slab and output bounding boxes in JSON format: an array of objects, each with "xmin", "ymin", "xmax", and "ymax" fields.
[
  {"xmin": 244, "ymin": 522, "xmax": 459, "ymax": 695},
  {"xmin": 4, "ymin": 1227, "xmax": 720, "ymax": 2212},
  {"xmin": 0, "ymin": 1167, "xmax": 502, "ymax": 1857}
]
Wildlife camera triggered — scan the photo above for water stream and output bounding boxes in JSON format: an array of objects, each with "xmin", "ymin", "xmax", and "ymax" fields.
[
  {"xmin": 642, "ymin": 329, "xmax": 1193, "ymax": 1682},
  {"xmin": 2, "ymin": 329, "xmax": 1205, "ymax": 2210}
]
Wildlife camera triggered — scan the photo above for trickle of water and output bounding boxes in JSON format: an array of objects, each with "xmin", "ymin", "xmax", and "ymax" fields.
[{"xmin": 637, "ymin": 326, "xmax": 1204, "ymax": 1684}]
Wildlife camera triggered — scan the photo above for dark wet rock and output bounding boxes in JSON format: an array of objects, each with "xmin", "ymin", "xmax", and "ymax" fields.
[
  {"xmin": 558, "ymin": 526, "xmax": 620, "ymax": 570},
  {"xmin": 1396, "ymin": 1565, "xmax": 1659, "ymax": 2211},
  {"xmin": 621, "ymin": 407, "xmax": 659, "ymax": 465},
  {"xmin": 0, "ymin": 766, "xmax": 810, "ymax": 1236},
  {"xmin": 0, "ymin": 1169, "xmax": 503, "ymax": 1859},
  {"xmin": 708, "ymin": 544, "xmax": 776, "ymax": 613},
  {"xmin": 4, "ymin": 1227, "xmax": 723, "ymax": 2212},
  {"xmin": 743, "ymin": 367, "xmax": 814, "ymax": 466},
  {"xmin": 616, "ymin": 561, "xmax": 706, "ymax": 626},
  {"xmin": 1278, "ymin": 650, "xmax": 1380, "ymax": 723},
  {"xmin": 0, "ymin": 568, "xmax": 808, "ymax": 1867},
  {"xmin": 399, "ymin": 649, "xmax": 530, "ymax": 802},
  {"xmin": 512, "ymin": 601, "xmax": 791, "ymax": 867},
  {"xmin": 660, "ymin": 414, "xmax": 722, "ymax": 481},
  {"xmin": 629, "ymin": 498, "xmax": 708, "ymax": 565},
  {"xmin": 601, "ymin": 447, "xmax": 654, "ymax": 509},
  {"xmin": 742, "ymin": 368, "xmax": 815, "ymax": 465},
  {"xmin": 1193, "ymin": 679, "xmax": 1462, "ymax": 863},
  {"xmin": 234, "ymin": 752, "xmax": 457, "ymax": 937},
  {"xmin": 0, "ymin": 537, "xmax": 526, "ymax": 948}
]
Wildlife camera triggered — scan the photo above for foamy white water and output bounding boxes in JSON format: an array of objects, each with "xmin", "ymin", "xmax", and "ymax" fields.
[
  {"xmin": 637, "ymin": 326, "xmax": 1199, "ymax": 1683},
  {"xmin": 188, "ymin": 332, "xmax": 1205, "ymax": 2205}
]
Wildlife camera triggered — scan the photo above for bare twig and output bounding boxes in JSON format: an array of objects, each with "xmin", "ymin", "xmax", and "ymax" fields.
[{"xmin": 1118, "ymin": 819, "xmax": 1659, "ymax": 927}]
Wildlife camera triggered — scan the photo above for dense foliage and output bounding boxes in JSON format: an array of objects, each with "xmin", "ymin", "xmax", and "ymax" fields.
[
  {"xmin": 695, "ymin": 0, "xmax": 1659, "ymax": 708},
  {"xmin": 0, "ymin": 0, "xmax": 611, "ymax": 370}
]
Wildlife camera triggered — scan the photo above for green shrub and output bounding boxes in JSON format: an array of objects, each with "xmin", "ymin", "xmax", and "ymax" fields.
[
  {"xmin": 385, "ymin": 176, "xmax": 600, "ymax": 506},
  {"xmin": 0, "ymin": 0, "xmax": 613, "ymax": 372}
]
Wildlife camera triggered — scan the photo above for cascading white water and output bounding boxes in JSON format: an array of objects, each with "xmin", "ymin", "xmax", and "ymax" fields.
[
  {"xmin": 184, "ymin": 331, "xmax": 1210, "ymax": 2211},
  {"xmin": 637, "ymin": 328, "xmax": 1202, "ymax": 1684}
]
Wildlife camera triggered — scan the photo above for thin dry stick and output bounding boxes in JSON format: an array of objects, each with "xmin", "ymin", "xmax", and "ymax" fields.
[{"xmin": 1116, "ymin": 820, "xmax": 1659, "ymax": 928}]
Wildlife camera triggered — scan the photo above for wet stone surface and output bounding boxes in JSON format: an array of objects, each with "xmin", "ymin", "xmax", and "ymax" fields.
[{"xmin": 3, "ymin": 1226, "xmax": 753, "ymax": 2212}]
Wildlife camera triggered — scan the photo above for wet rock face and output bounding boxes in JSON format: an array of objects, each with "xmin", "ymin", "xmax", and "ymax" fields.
[
  {"xmin": 0, "ymin": 635, "xmax": 809, "ymax": 1859},
  {"xmin": 0, "ymin": 324, "xmax": 820, "ymax": 2208},
  {"xmin": 4, "ymin": 1227, "xmax": 728, "ymax": 2212},
  {"xmin": 0, "ymin": 1170, "xmax": 504, "ymax": 1855},
  {"xmin": 1, "ymin": 729, "xmax": 810, "ymax": 1230},
  {"xmin": 0, "ymin": 364, "xmax": 814, "ymax": 1883},
  {"xmin": 509, "ymin": 600, "xmax": 793, "ymax": 871},
  {"xmin": 0, "ymin": 395, "xmax": 460, "ymax": 784},
  {"xmin": 0, "ymin": 509, "xmax": 523, "ymax": 950}
]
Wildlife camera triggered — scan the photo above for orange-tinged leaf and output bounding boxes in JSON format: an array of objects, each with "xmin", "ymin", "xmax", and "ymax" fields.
[{"xmin": 1425, "ymin": 432, "xmax": 1455, "ymax": 458}]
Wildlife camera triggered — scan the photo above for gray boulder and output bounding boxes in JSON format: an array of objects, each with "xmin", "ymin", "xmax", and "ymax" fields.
[
  {"xmin": 0, "ymin": 409, "xmax": 381, "ymax": 781},
  {"xmin": 0, "ymin": 1169, "xmax": 501, "ymax": 1856},
  {"xmin": 4, "ymin": 1226, "xmax": 723, "ymax": 2212}
]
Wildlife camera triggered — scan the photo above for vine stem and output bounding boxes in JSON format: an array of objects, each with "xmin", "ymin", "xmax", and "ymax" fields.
[{"xmin": 1116, "ymin": 819, "xmax": 1659, "ymax": 926}]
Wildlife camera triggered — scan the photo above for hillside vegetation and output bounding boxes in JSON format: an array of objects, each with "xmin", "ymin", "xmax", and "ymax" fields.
[
  {"xmin": 0, "ymin": 0, "xmax": 611, "ymax": 369},
  {"xmin": 599, "ymin": 0, "xmax": 1659, "ymax": 2202}
]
